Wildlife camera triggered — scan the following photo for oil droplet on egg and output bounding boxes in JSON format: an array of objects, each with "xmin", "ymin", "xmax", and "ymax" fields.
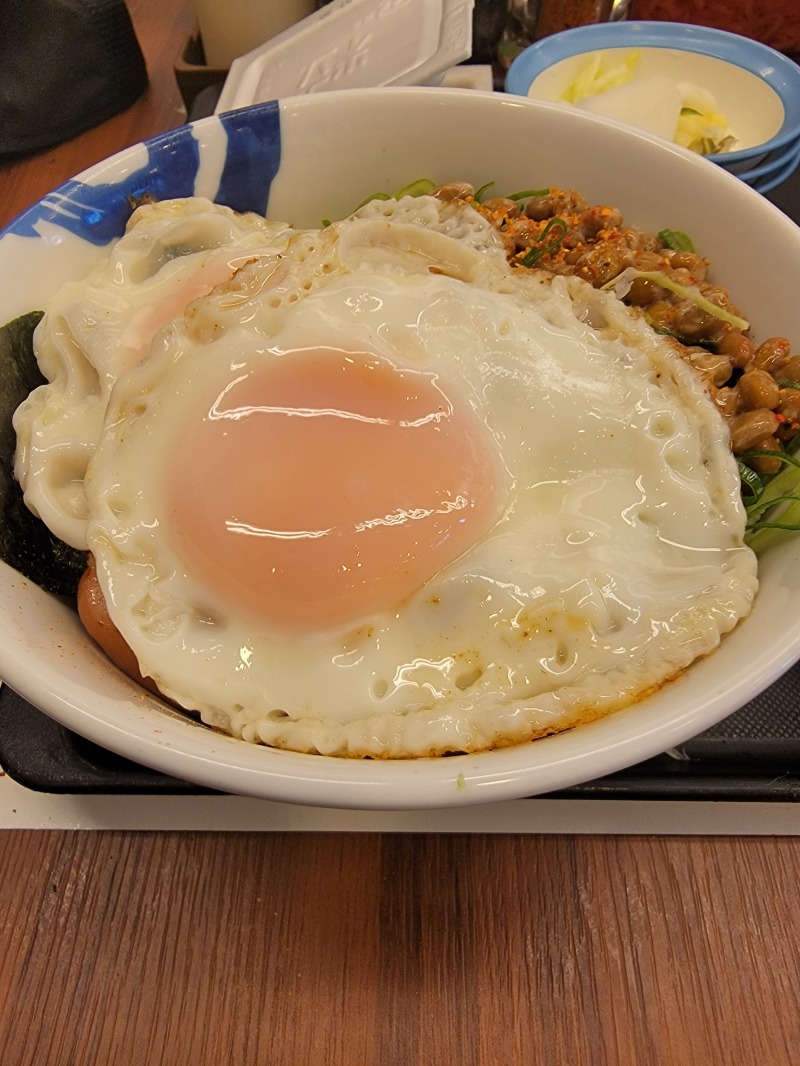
[{"xmin": 167, "ymin": 347, "xmax": 502, "ymax": 633}]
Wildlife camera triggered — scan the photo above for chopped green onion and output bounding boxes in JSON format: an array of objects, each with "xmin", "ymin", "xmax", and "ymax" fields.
[
  {"xmin": 519, "ymin": 217, "xmax": 568, "ymax": 267},
  {"xmin": 603, "ymin": 267, "xmax": 749, "ymax": 331},
  {"xmin": 742, "ymin": 448, "xmax": 800, "ymax": 466},
  {"xmin": 474, "ymin": 182, "xmax": 495, "ymax": 203},
  {"xmin": 352, "ymin": 179, "xmax": 436, "ymax": 213},
  {"xmin": 738, "ymin": 461, "xmax": 764, "ymax": 503},
  {"xmin": 393, "ymin": 178, "xmax": 437, "ymax": 198},
  {"xmin": 651, "ymin": 325, "xmax": 718, "ymax": 352},
  {"xmin": 507, "ymin": 188, "xmax": 550, "ymax": 201},
  {"xmin": 658, "ymin": 229, "xmax": 695, "ymax": 253},
  {"xmin": 353, "ymin": 191, "xmax": 391, "ymax": 211},
  {"xmin": 746, "ymin": 497, "xmax": 800, "ymax": 550},
  {"xmin": 747, "ymin": 513, "xmax": 800, "ymax": 536},
  {"xmin": 776, "ymin": 379, "xmax": 800, "ymax": 390}
]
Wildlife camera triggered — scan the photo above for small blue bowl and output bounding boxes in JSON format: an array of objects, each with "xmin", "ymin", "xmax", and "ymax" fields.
[
  {"xmin": 711, "ymin": 130, "xmax": 800, "ymax": 182},
  {"xmin": 750, "ymin": 138, "xmax": 800, "ymax": 194},
  {"xmin": 731, "ymin": 135, "xmax": 800, "ymax": 183},
  {"xmin": 506, "ymin": 22, "xmax": 800, "ymax": 166}
]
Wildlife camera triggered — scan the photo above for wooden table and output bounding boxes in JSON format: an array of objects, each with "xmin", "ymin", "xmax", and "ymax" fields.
[{"xmin": 1, "ymin": 3, "xmax": 799, "ymax": 1061}]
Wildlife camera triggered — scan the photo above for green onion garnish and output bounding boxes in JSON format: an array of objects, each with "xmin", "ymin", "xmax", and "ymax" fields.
[
  {"xmin": 657, "ymin": 228, "xmax": 695, "ymax": 253},
  {"xmin": 519, "ymin": 217, "xmax": 568, "ymax": 267},
  {"xmin": 507, "ymin": 187, "xmax": 551, "ymax": 201},
  {"xmin": 603, "ymin": 268, "xmax": 749, "ymax": 331},
  {"xmin": 393, "ymin": 178, "xmax": 437, "ymax": 198},
  {"xmin": 738, "ymin": 460, "xmax": 764, "ymax": 503}
]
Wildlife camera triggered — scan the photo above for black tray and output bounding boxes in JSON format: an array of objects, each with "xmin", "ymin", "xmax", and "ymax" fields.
[{"xmin": 2, "ymin": 668, "xmax": 800, "ymax": 799}]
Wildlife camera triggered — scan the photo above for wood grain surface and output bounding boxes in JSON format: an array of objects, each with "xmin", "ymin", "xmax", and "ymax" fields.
[
  {"xmin": 1, "ymin": 2, "xmax": 800, "ymax": 1062},
  {"xmin": 1, "ymin": 832, "xmax": 799, "ymax": 1063}
]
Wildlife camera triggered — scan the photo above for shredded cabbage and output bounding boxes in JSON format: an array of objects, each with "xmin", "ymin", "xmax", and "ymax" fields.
[
  {"xmin": 560, "ymin": 50, "xmax": 641, "ymax": 104},
  {"xmin": 675, "ymin": 107, "xmax": 737, "ymax": 156},
  {"xmin": 559, "ymin": 51, "xmax": 737, "ymax": 156}
]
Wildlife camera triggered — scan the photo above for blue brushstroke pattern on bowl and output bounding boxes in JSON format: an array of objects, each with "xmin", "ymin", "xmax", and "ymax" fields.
[{"xmin": 4, "ymin": 102, "xmax": 282, "ymax": 246}]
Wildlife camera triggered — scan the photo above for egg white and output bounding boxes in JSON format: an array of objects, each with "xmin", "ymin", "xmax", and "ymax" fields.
[
  {"xmin": 68, "ymin": 196, "xmax": 758, "ymax": 758},
  {"xmin": 13, "ymin": 197, "xmax": 290, "ymax": 549}
]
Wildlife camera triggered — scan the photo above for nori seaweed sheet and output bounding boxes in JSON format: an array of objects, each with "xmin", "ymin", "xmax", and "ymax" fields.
[{"xmin": 0, "ymin": 311, "xmax": 87, "ymax": 598}]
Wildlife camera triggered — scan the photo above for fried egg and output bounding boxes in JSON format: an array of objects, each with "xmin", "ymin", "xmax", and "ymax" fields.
[{"xmin": 16, "ymin": 195, "xmax": 758, "ymax": 757}]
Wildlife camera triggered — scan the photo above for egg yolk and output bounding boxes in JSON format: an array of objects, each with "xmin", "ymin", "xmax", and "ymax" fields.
[{"xmin": 167, "ymin": 347, "xmax": 500, "ymax": 633}]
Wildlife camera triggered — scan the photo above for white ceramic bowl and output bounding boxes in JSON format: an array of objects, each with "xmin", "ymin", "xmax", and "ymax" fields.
[
  {"xmin": 505, "ymin": 22, "xmax": 800, "ymax": 193},
  {"xmin": 2, "ymin": 87, "xmax": 800, "ymax": 809}
]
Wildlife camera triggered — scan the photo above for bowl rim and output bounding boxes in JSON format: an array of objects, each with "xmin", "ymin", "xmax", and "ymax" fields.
[
  {"xmin": 3, "ymin": 86, "xmax": 800, "ymax": 808},
  {"xmin": 505, "ymin": 20, "xmax": 800, "ymax": 162}
]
